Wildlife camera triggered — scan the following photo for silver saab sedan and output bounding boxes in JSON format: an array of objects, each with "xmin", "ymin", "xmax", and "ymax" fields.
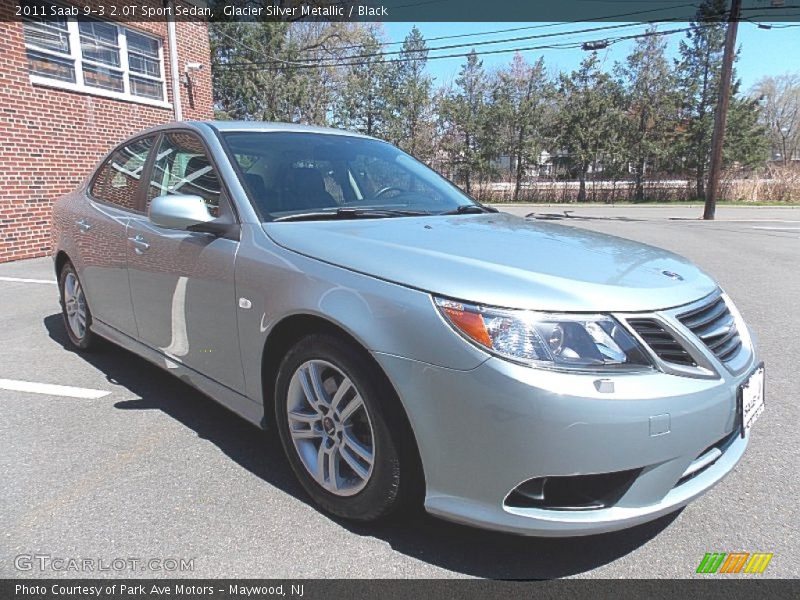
[{"xmin": 52, "ymin": 121, "xmax": 765, "ymax": 536}]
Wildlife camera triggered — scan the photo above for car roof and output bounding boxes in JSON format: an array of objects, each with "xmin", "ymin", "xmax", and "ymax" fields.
[
  {"xmin": 123, "ymin": 121, "xmax": 377, "ymax": 143},
  {"xmin": 205, "ymin": 121, "xmax": 373, "ymax": 139}
]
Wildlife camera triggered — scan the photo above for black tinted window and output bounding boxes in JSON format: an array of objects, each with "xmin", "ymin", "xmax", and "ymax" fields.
[
  {"xmin": 147, "ymin": 131, "xmax": 221, "ymax": 215},
  {"xmin": 90, "ymin": 136, "xmax": 154, "ymax": 211},
  {"xmin": 223, "ymin": 132, "xmax": 471, "ymax": 219}
]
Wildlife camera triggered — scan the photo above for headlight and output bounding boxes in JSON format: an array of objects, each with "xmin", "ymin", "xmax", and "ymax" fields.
[{"xmin": 434, "ymin": 296, "xmax": 652, "ymax": 371}]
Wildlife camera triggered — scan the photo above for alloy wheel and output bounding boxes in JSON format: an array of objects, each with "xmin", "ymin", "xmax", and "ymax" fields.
[
  {"xmin": 286, "ymin": 360, "xmax": 376, "ymax": 496},
  {"xmin": 63, "ymin": 272, "xmax": 87, "ymax": 340}
]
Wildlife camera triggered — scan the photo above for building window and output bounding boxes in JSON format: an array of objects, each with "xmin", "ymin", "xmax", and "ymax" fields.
[
  {"xmin": 23, "ymin": 16, "xmax": 75, "ymax": 82},
  {"xmin": 22, "ymin": 7, "xmax": 168, "ymax": 106}
]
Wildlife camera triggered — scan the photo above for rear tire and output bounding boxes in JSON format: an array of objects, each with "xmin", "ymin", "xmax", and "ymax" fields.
[
  {"xmin": 58, "ymin": 261, "xmax": 96, "ymax": 351},
  {"xmin": 274, "ymin": 333, "xmax": 417, "ymax": 522}
]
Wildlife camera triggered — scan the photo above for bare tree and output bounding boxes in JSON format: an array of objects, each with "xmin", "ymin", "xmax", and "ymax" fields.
[{"xmin": 752, "ymin": 73, "xmax": 800, "ymax": 165}]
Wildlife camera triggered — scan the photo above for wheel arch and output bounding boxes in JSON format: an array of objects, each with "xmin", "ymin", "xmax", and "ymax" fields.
[
  {"xmin": 260, "ymin": 313, "xmax": 425, "ymax": 489},
  {"xmin": 54, "ymin": 250, "xmax": 71, "ymax": 278}
]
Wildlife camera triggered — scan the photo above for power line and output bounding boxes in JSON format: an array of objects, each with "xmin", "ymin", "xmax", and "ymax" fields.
[
  {"xmin": 298, "ymin": 1, "xmax": 702, "ymax": 51},
  {"xmin": 744, "ymin": 13, "xmax": 800, "ymax": 27},
  {"xmin": 215, "ymin": 20, "xmax": 693, "ymax": 70},
  {"xmin": 740, "ymin": 9, "xmax": 800, "ymax": 20},
  {"xmin": 212, "ymin": 0, "xmax": 800, "ymax": 73},
  {"xmin": 214, "ymin": 26, "xmax": 316, "ymax": 67},
  {"xmin": 740, "ymin": 3, "xmax": 800, "ymax": 10},
  {"xmin": 215, "ymin": 24, "xmax": 713, "ymax": 73},
  {"xmin": 210, "ymin": 2, "xmax": 798, "ymax": 68},
  {"xmin": 214, "ymin": 42, "xmax": 575, "ymax": 72},
  {"xmin": 213, "ymin": 5, "xmax": 800, "ymax": 73},
  {"xmin": 218, "ymin": 21, "xmax": 635, "ymax": 66}
]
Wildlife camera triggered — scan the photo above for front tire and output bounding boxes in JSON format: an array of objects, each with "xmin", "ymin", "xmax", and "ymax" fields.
[
  {"xmin": 274, "ymin": 333, "xmax": 415, "ymax": 521},
  {"xmin": 58, "ymin": 261, "xmax": 96, "ymax": 350}
]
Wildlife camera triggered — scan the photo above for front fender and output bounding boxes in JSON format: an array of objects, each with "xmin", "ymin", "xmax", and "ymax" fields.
[{"xmin": 233, "ymin": 224, "xmax": 488, "ymax": 407}]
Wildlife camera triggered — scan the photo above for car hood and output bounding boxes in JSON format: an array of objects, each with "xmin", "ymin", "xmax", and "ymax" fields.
[{"xmin": 263, "ymin": 213, "xmax": 717, "ymax": 312}]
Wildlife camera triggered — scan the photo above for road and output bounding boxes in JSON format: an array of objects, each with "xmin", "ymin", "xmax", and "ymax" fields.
[{"xmin": 1, "ymin": 205, "xmax": 797, "ymax": 579}]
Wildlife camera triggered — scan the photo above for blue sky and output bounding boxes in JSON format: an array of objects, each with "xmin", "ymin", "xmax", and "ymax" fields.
[{"xmin": 381, "ymin": 22, "xmax": 799, "ymax": 92}]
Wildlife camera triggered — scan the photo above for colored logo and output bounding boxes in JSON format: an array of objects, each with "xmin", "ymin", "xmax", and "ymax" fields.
[{"xmin": 696, "ymin": 552, "xmax": 773, "ymax": 574}]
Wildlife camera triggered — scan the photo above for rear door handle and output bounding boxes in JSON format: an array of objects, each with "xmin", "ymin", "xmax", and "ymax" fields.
[
  {"xmin": 128, "ymin": 234, "xmax": 150, "ymax": 254},
  {"xmin": 76, "ymin": 218, "xmax": 92, "ymax": 232}
]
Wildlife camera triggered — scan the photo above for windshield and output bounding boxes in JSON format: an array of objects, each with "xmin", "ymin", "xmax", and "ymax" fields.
[{"xmin": 221, "ymin": 131, "xmax": 477, "ymax": 220}]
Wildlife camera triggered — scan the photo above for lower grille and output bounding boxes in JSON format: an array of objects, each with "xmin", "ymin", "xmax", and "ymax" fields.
[
  {"xmin": 627, "ymin": 319, "xmax": 696, "ymax": 366},
  {"xmin": 678, "ymin": 295, "xmax": 742, "ymax": 363}
]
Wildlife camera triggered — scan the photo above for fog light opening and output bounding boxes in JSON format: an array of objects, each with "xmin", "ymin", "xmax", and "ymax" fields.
[{"xmin": 505, "ymin": 469, "xmax": 641, "ymax": 511}]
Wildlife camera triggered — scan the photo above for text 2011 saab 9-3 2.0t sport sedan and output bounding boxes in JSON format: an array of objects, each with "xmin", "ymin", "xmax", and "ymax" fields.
[{"xmin": 52, "ymin": 121, "xmax": 765, "ymax": 536}]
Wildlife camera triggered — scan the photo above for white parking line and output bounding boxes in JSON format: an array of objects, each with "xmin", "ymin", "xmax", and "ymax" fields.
[
  {"xmin": 751, "ymin": 226, "xmax": 800, "ymax": 231},
  {"xmin": 0, "ymin": 276, "xmax": 57, "ymax": 285},
  {"xmin": 0, "ymin": 378, "xmax": 110, "ymax": 399}
]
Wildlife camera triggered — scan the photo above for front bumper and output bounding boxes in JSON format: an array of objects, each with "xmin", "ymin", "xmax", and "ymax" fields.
[{"xmin": 374, "ymin": 349, "xmax": 757, "ymax": 536}]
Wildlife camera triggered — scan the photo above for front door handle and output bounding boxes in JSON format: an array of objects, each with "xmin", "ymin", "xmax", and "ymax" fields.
[
  {"xmin": 128, "ymin": 234, "xmax": 150, "ymax": 254},
  {"xmin": 76, "ymin": 218, "xmax": 92, "ymax": 232}
]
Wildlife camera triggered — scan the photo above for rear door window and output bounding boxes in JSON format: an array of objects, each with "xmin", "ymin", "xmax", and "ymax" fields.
[{"xmin": 90, "ymin": 136, "xmax": 155, "ymax": 211}]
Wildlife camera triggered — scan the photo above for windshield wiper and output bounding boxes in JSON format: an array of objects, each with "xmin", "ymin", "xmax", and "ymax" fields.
[
  {"xmin": 440, "ymin": 203, "xmax": 499, "ymax": 215},
  {"xmin": 272, "ymin": 207, "xmax": 432, "ymax": 222}
]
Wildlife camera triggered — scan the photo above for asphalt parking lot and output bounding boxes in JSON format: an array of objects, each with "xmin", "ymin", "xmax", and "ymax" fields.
[{"xmin": 1, "ymin": 205, "xmax": 798, "ymax": 579}]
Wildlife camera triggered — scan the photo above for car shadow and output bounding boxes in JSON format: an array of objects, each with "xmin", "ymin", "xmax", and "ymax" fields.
[
  {"xmin": 44, "ymin": 313, "xmax": 680, "ymax": 579},
  {"xmin": 524, "ymin": 211, "xmax": 647, "ymax": 222}
]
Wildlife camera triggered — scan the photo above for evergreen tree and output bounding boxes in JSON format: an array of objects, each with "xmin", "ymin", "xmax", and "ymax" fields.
[
  {"xmin": 211, "ymin": 22, "xmax": 362, "ymax": 124},
  {"xmin": 333, "ymin": 28, "xmax": 390, "ymax": 136},
  {"xmin": 492, "ymin": 54, "xmax": 552, "ymax": 201},
  {"xmin": 552, "ymin": 53, "xmax": 625, "ymax": 202},
  {"xmin": 438, "ymin": 50, "xmax": 489, "ymax": 194},
  {"xmin": 211, "ymin": 20, "xmax": 775, "ymax": 202},
  {"xmin": 674, "ymin": 0, "xmax": 728, "ymax": 198},
  {"xmin": 211, "ymin": 21, "xmax": 292, "ymax": 121},
  {"xmin": 616, "ymin": 28, "xmax": 680, "ymax": 201},
  {"xmin": 384, "ymin": 27, "xmax": 435, "ymax": 160},
  {"xmin": 724, "ymin": 96, "xmax": 770, "ymax": 167}
]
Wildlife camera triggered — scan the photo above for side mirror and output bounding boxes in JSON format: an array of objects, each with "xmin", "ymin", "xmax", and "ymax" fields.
[{"xmin": 149, "ymin": 194, "xmax": 215, "ymax": 231}]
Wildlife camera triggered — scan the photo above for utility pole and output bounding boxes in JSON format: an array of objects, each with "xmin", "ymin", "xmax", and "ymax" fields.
[{"xmin": 703, "ymin": 0, "xmax": 742, "ymax": 220}]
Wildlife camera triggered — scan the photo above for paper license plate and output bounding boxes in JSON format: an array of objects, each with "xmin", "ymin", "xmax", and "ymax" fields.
[{"xmin": 739, "ymin": 363, "xmax": 765, "ymax": 436}]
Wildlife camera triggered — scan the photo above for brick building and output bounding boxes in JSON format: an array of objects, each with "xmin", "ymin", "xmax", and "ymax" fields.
[{"xmin": 0, "ymin": 1, "xmax": 213, "ymax": 263}]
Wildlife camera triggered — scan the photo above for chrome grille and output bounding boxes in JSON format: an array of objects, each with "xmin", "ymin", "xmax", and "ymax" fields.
[
  {"xmin": 627, "ymin": 319, "xmax": 696, "ymax": 366},
  {"xmin": 678, "ymin": 295, "xmax": 742, "ymax": 363}
]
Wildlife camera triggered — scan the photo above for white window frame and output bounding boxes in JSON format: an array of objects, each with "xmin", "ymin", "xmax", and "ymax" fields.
[{"xmin": 24, "ymin": 14, "xmax": 171, "ymax": 109}]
